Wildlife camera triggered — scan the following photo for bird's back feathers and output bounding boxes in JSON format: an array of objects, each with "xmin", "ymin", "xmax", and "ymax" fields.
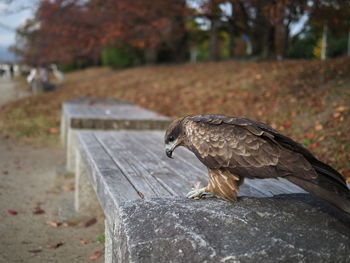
[{"xmin": 183, "ymin": 114, "xmax": 350, "ymax": 214}]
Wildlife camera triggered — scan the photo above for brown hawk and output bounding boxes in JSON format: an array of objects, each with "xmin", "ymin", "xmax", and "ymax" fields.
[{"xmin": 164, "ymin": 114, "xmax": 350, "ymax": 214}]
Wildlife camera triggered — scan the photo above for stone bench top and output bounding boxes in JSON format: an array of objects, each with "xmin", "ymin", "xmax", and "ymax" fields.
[
  {"xmin": 63, "ymin": 97, "xmax": 170, "ymax": 122},
  {"xmin": 76, "ymin": 130, "xmax": 350, "ymax": 262},
  {"xmin": 61, "ymin": 98, "xmax": 171, "ymax": 135}
]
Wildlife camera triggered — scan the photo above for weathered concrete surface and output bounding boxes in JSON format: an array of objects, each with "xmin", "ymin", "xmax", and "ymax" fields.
[{"xmin": 114, "ymin": 196, "xmax": 350, "ymax": 263}]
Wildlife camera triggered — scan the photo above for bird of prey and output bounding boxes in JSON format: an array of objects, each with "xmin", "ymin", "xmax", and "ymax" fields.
[{"xmin": 164, "ymin": 114, "xmax": 350, "ymax": 214}]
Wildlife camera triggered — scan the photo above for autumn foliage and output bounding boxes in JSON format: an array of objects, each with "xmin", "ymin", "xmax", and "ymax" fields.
[
  {"xmin": 15, "ymin": 0, "xmax": 187, "ymax": 65},
  {"xmin": 12, "ymin": 0, "xmax": 350, "ymax": 66},
  {"xmin": 1, "ymin": 58, "xmax": 349, "ymax": 181}
]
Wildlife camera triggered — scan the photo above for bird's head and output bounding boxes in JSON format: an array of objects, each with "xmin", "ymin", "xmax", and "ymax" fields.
[{"xmin": 164, "ymin": 117, "xmax": 186, "ymax": 158}]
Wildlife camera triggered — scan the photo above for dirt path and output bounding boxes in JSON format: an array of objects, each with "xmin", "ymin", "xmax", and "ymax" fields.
[
  {"xmin": 0, "ymin": 77, "xmax": 104, "ymax": 263},
  {"xmin": 0, "ymin": 77, "xmax": 28, "ymax": 106}
]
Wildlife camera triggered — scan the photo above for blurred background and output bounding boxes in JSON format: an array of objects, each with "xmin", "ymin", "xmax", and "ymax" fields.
[
  {"xmin": 0, "ymin": 0, "xmax": 349, "ymax": 174},
  {"xmin": 1, "ymin": 0, "xmax": 349, "ymax": 66}
]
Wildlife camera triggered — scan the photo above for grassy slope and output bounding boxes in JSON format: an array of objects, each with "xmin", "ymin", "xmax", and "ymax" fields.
[{"xmin": 0, "ymin": 57, "xmax": 349, "ymax": 179}]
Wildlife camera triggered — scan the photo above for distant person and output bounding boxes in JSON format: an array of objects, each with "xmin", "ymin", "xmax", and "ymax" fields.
[
  {"xmin": 27, "ymin": 66, "xmax": 59, "ymax": 93},
  {"xmin": 9, "ymin": 64, "xmax": 14, "ymax": 78},
  {"xmin": 51, "ymin": 64, "xmax": 64, "ymax": 82},
  {"xmin": 27, "ymin": 68, "xmax": 40, "ymax": 93}
]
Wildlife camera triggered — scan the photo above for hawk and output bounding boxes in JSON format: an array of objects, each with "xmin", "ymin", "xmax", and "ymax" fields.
[{"xmin": 164, "ymin": 114, "xmax": 350, "ymax": 214}]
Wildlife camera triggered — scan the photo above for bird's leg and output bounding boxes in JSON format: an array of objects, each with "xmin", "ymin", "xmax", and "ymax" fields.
[{"xmin": 186, "ymin": 186, "xmax": 218, "ymax": 199}]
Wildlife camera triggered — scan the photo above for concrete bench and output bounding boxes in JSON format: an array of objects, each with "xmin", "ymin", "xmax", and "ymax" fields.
[
  {"xmin": 60, "ymin": 97, "xmax": 170, "ymax": 172},
  {"xmin": 75, "ymin": 130, "xmax": 350, "ymax": 263}
]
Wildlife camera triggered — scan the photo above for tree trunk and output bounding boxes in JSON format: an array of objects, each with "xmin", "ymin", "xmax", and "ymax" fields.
[
  {"xmin": 228, "ymin": 22, "xmax": 235, "ymax": 58},
  {"xmin": 347, "ymin": 25, "xmax": 350, "ymax": 56},
  {"xmin": 321, "ymin": 23, "xmax": 328, "ymax": 60},
  {"xmin": 274, "ymin": 21, "xmax": 285, "ymax": 60},
  {"xmin": 145, "ymin": 48, "xmax": 157, "ymax": 64},
  {"xmin": 227, "ymin": 2, "xmax": 236, "ymax": 59},
  {"xmin": 261, "ymin": 25, "xmax": 272, "ymax": 59},
  {"xmin": 283, "ymin": 22, "xmax": 291, "ymax": 58},
  {"xmin": 209, "ymin": 17, "xmax": 220, "ymax": 61}
]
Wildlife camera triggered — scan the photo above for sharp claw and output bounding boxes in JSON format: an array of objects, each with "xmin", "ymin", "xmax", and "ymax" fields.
[
  {"xmin": 186, "ymin": 189, "xmax": 199, "ymax": 198},
  {"xmin": 199, "ymin": 192, "xmax": 216, "ymax": 198},
  {"xmin": 186, "ymin": 187, "xmax": 216, "ymax": 199}
]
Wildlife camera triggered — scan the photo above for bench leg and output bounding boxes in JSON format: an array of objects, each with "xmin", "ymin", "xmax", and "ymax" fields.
[
  {"xmin": 74, "ymin": 149, "xmax": 100, "ymax": 215},
  {"xmin": 66, "ymin": 128, "xmax": 77, "ymax": 173},
  {"xmin": 105, "ymin": 219, "xmax": 113, "ymax": 263},
  {"xmin": 60, "ymin": 113, "xmax": 67, "ymax": 148}
]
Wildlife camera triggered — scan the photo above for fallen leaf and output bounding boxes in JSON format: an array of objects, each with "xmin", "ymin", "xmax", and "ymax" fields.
[
  {"xmin": 8, "ymin": 210, "xmax": 18, "ymax": 215},
  {"xmin": 28, "ymin": 249, "xmax": 42, "ymax": 254},
  {"xmin": 282, "ymin": 121, "xmax": 292, "ymax": 128},
  {"xmin": 63, "ymin": 221, "xmax": 77, "ymax": 227},
  {"xmin": 333, "ymin": 112, "xmax": 341, "ymax": 118},
  {"xmin": 310, "ymin": 143, "xmax": 318, "ymax": 149},
  {"xmin": 85, "ymin": 218, "xmax": 97, "ymax": 228},
  {"xmin": 62, "ymin": 185, "xmax": 75, "ymax": 192},
  {"xmin": 335, "ymin": 106, "xmax": 348, "ymax": 112},
  {"xmin": 89, "ymin": 251, "xmax": 102, "ymax": 260},
  {"xmin": 80, "ymin": 239, "xmax": 90, "ymax": 245},
  {"xmin": 49, "ymin": 127, "xmax": 58, "ymax": 134},
  {"xmin": 314, "ymin": 124, "xmax": 323, "ymax": 131},
  {"xmin": 33, "ymin": 208, "xmax": 45, "ymax": 215},
  {"xmin": 46, "ymin": 221, "xmax": 60, "ymax": 227},
  {"xmin": 2, "ymin": 171, "xmax": 8, "ymax": 175},
  {"xmin": 45, "ymin": 242, "xmax": 64, "ymax": 249},
  {"xmin": 305, "ymin": 132, "xmax": 315, "ymax": 139}
]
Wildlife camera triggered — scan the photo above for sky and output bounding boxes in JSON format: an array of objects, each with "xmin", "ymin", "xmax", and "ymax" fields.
[{"xmin": 0, "ymin": 0, "xmax": 36, "ymax": 61}]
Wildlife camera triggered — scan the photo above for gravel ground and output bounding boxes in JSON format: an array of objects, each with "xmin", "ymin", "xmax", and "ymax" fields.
[{"xmin": 0, "ymin": 77, "xmax": 104, "ymax": 263}]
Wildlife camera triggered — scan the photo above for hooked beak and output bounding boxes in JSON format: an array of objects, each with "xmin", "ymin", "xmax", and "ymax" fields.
[
  {"xmin": 165, "ymin": 140, "xmax": 178, "ymax": 159},
  {"xmin": 166, "ymin": 149, "xmax": 173, "ymax": 158}
]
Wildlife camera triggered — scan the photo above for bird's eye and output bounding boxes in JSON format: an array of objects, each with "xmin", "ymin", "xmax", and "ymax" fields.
[{"xmin": 169, "ymin": 136, "xmax": 175, "ymax": 142}]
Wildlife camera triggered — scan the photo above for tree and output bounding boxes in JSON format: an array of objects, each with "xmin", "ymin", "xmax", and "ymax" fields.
[
  {"xmin": 309, "ymin": 0, "xmax": 350, "ymax": 60},
  {"xmin": 12, "ymin": 0, "xmax": 188, "ymax": 65}
]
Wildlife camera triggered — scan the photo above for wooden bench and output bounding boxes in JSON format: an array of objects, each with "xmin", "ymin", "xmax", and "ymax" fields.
[
  {"xmin": 75, "ymin": 130, "xmax": 350, "ymax": 263},
  {"xmin": 60, "ymin": 97, "xmax": 170, "ymax": 172}
]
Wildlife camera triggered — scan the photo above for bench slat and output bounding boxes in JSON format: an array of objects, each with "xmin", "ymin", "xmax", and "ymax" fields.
[
  {"xmin": 95, "ymin": 132, "xmax": 173, "ymax": 198},
  {"xmin": 125, "ymin": 132, "xmax": 208, "ymax": 192},
  {"xmin": 77, "ymin": 132, "xmax": 141, "ymax": 205}
]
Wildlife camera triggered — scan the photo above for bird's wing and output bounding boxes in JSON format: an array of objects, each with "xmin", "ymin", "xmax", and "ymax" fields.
[
  {"xmin": 185, "ymin": 115, "xmax": 316, "ymax": 180},
  {"xmin": 184, "ymin": 115, "xmax": 350, "ymax": 213}
]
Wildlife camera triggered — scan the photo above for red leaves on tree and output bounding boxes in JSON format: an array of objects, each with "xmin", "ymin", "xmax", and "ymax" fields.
[{"xmin": 19, "ymin": 0, "xmax": 187, "ymax": 65}]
